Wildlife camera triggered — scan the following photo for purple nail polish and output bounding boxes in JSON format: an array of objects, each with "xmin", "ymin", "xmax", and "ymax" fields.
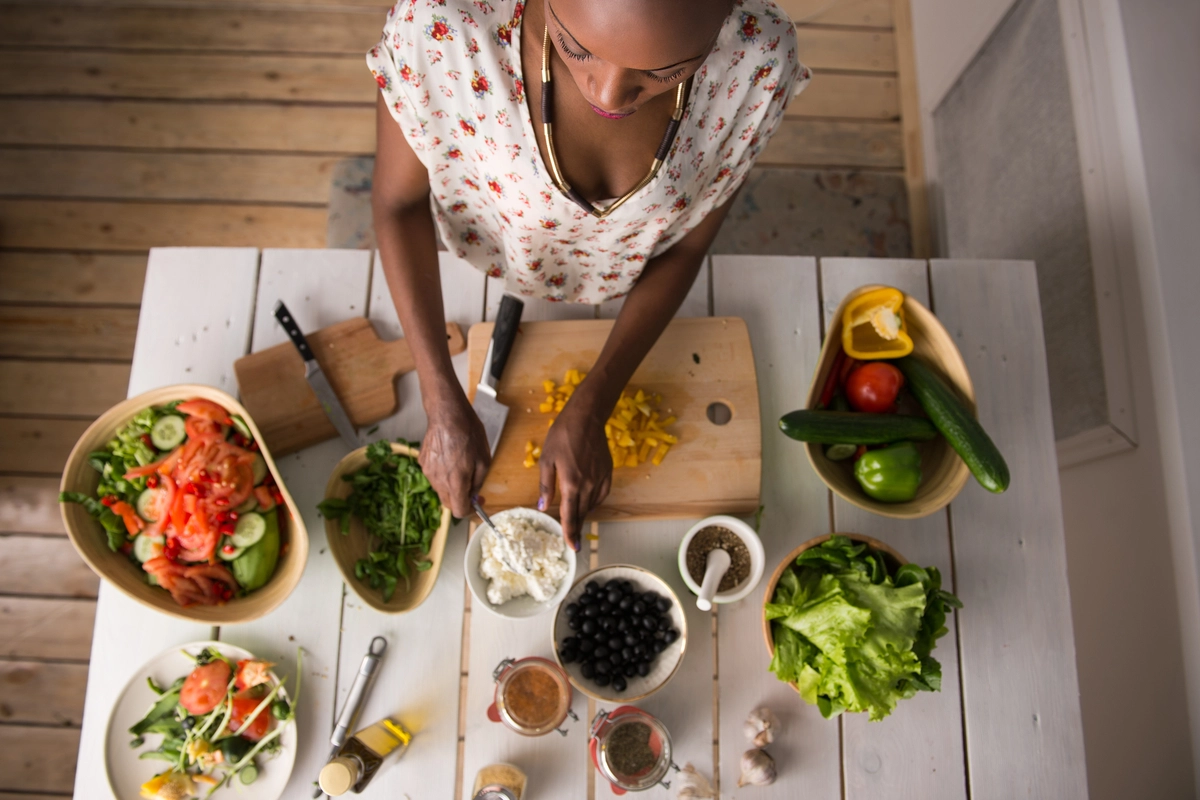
[
  {"xmin": 537, "ymin": 497, "xmax": 546, "ymax": 511},
  {"xmin": 573, "ymin": 537, "xmax": 581, "ymax": 552}
]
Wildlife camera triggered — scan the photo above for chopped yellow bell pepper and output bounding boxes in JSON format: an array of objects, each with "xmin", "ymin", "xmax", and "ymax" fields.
[{"xmin": 842, "ymin": 287, "xmax": 914, "ymax": 359}]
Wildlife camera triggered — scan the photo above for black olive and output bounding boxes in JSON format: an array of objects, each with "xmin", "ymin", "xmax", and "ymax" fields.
[
  {"xmin": 624, "ymin": 633, "xmax": 638, "ymax": 647},
  {"xmin": 594, "ymin": 630, "xmax": 608, "ymax": 644},
  {"xmin": 561, "ymin": 648, "xmax": 578, "ymax": 664},
  {"xmin": 653, "ymin": 630, "xmax": 666, "ymax": 641},
  {"xmin": 581, "ymin": 619, "xmax": 596, "ymax": 635},
  {"xmin": 579, "ymin": 638, "xmax": 595, "ymax": 653},
  {"xmin": 568, "ymin": 616, "xmax": 582, "ymax": 631},
  {"xmin": 564, "ymin": 636, "xmax": 578, "ymax": 648},
  {"xmin": 621, "ymin": 580, "xmax": 634, "ymax": 594},
  {"xmin": 581, "ymin": 661, "xmax": 595, "ymax": 679},
  {"xmin": 594, "ymin": 646, "xmax": 610, "ymax": 659},
  {"xmin": 608, "ymin": 636, "xmax": 624, "ymax": 651},
  {"xmin": 610, "ymin": 652, "xmax": 623, "ymax": 666},
  {"xmin": 658, "ymin": 616, "xmax": 671, "ymax": 631},
  {"xmin": 579, "ymin": 592, "xmax": 596, "ymax": 605},
  {"xmin": 664, "ymin": 628, "xmax": 679, "ymax": 644},
  {"xmin": 637, "ymin": 661, "xmax": 651, "ymax": 677},
  {"xmin": 565, "ymin": 602, "xmax": 579, "ymax": 617},
  {"xmin": 611, "ymin": 675, "xmax": 627, "ymax": 692},
  {"xmin": 642, "ymin": 616, "xmax": 657, "ymax": 631},
  {"xmin": 632, "ymin": 600, "xmax": 646, "ymax": 615},
  {"xmin": 586, "ymin": 580, "xmax": 600, "ymax": 594},
  {"xmin": 616, "ymin": 618, "xmax": 630, "ymax": 633},
  {"xmin": 623, "ymin": 662, "xmax": 638, "ymax": 677},
  {"xmin": 595, "ymin": 660, "xmax": 611, "ymax": 675},
  {"xmin": 606, "ymin": 589, "xmax": 622, "ymax": 605},
  {"xmin": 621, "ymin": 646, "xmax": 634, "ymax": 660},
  {"xmin": 656, "ymin": 596, "xmax": 672, "ymax": 613},
  {"xmin": 181, "ymin": 715, "xmax": 196, "ymax": 730},
  {"xmin": 634, "ymin": 643, "xmax": 647, "ymax": 656},
  {"xmin": 603, "ymin": 579, "xmax": 619, "ymax": 592},
  {"xmin": 594, "ymin": 672, "xmax": 611, "ymax": 686},
  {"xmin": 618, "ymin": 596, "xmax": 633, "ymax": 611},
  {"xmin": 600, "ymin": 616, "xmax": 616, "ymax": 632},
  {"xmin": 653, "ymin": 640, "xmax": 666, "ymax": 654},
  {"xmin": 642, "ymin": 591, "xmax": 658, "ymax": 604},
  {"xmin": 583, "ymin": 603, "xmax": 599, "ymax": 618},
  {"xmin": 599, "ymin": 601, "xmax": 614, "ymax": 614}
]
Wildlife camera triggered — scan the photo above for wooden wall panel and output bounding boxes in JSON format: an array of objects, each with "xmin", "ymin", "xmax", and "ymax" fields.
[
  {"xmin": 0, "ymin": 597, "xmax": 95, "ymax": 661},
  {"xmin": 760, "ymin": 118, "xmax": 903, "ymax": 168},
  {"xmin": 0, "ymin": 252, "xmax": 146, "ymax": 306},
  {"xmin": 0, "ymin": 306, "xmax": 138, "ymax": 360},
  {"xmin": 0, "ymin": 726, "xmax": 79, "ymax": 794},
  {"xmin": 0, "ymin": 418, "xmax": 92, "ymax": 475},
  {"xmin": 783, "ymin": 0, "xmax": 894, "ymax": 27},
  {"xmin": 787, "ymin": 72, "xmax": 900, "ymax": 119},
  {"xmin": 0, "ymin": 535, "xmax": 99, "ymax": 599},
  {"xmin": 0, "ymin": 661, "xmax": 89, "ymax": 726},
  {"xmin": 0, "ymin": 477, "xmax": 66, "ymax": 536},
  {"xmin": 0, "ymin": 361, "xmax": 130, "ymax": 417}
]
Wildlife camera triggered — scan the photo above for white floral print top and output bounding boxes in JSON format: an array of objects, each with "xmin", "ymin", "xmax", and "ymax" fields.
[{"xmin": 367, "ymin": 0, "xmax": 810, "ymax": 304}]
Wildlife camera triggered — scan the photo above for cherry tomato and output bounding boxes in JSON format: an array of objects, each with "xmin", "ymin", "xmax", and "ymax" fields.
[
  {"xmin": 229, "ymin": 685, "xmax": 274, "ymax": 741},
  {"xmin": 179, "ymin": 659, "xmax": 231, "ymax": 715},
  {"xmin": 845, "ymin": 362, "xmax": 905, "ymax": 413}
]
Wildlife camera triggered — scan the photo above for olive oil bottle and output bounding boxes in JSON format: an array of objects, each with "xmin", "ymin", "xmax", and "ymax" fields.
[{"xmin": 318, "ymin": 716, "xmax": 411, "ymax": 796}]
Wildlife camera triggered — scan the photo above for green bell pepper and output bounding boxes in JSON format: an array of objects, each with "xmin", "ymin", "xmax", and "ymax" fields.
[{"xmin": 854, "ymin": 441, "xmax": 922, "ymax": 503}]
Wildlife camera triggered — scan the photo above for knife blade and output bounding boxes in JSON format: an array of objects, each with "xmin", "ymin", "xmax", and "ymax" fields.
[
  {"xmin": 473, "ymin": 294, "xmax": 525, "ymax": 457},
  {"xmin": 274, "ymin": 300, "xmax": 360, "ymax": 450}
]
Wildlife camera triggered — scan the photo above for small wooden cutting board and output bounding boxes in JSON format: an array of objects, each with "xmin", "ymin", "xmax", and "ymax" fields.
[
  {"xmin": 234, "ymin": 318, "xmax": 465, "ymax": 455},
  {"xmin": 467, "ymin": 317, "xmax": 762, "ymax": 520}
]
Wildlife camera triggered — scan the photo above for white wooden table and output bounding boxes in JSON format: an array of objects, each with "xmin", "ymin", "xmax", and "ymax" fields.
[{"xmin": 74, "ymin": 249, "xmax": 1088, "ymax": 799}]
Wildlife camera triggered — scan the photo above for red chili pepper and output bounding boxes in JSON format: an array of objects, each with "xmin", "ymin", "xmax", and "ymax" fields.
[
  {"xmin": 854, "ymin": 445, "xmax": 869, "ymax": 461},
  {"xmin": 164, "ymin": 538, "xmax": 181, "ymax": 561},
  {"xmin": 146, "ymin": 475, "xmax": 159, "ymax": 489},
  {"xmin": 213, "ymin": 497, "xmax": 229, "ymax": 508},
  {"xmin": 271, "ymin": 489, "xmax": 284, "ymax": 505},
  {"xmin": 216, "ymin": 510, "xmax": 229, "ymax": 522},
  {"xmin": 228, "ymin": 511, "xmax": 239, "ymax": 521},
  {"xmin": 222, "ymin": 544, "xmax": 236, "ymax": 554},
  {"xmin": 249, "ymin": 441, "xmax": 260, "ymax": 452},
  {"xmin": 141, "ymin": 433, "xmax": 154, "ymax": 448},
  {"xmin": 101, "ymin": 495, "xmax": 117, "ymax": 507},
  {"xmin": 837, "ymin": 355, "xmax": 860, "ymax": 390},
  {"xmin": 220, "ymin": 522, "xmax": 236, "ymax": 535},
  {"xmin": 818, "ymin": 349, "xmax": 847, "ymax": 409},
  {"xmin": 198, "ymin": 469, "xmax": 209, "ymax": 480},
  {"xmin": 181, "ymin": 482, "xmax": 196, "ymax": 495}
]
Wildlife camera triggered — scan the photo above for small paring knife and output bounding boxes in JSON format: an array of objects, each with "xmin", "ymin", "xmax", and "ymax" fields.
[
  {"xmin": 472, "ymin": 294, "xmax": 525, "ymax": 459},
  {"xmin": 274, "ymin": 300, "xmax": 360, "ymax": 450}
]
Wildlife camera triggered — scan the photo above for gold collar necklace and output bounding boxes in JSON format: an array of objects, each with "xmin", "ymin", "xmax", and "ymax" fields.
[{"xmin": 540, "ymin": 26, "xmax": 689, "ymax": 219}]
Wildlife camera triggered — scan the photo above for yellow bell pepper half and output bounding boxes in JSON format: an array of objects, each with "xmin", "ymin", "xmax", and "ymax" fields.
[{"xmin": 841, "ymin": 287, "xmax": 914, "ymax": 360}]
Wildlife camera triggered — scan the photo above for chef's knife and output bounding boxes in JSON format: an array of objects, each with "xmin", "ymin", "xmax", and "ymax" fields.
[
  {"xmin": 313, "ymin": 636, "xmax": 388, "ymax": 798},
  {"xmin": 473, "ymin": 294, "xmax": 525, "ymax": 457},
  {"xmin": 274, "ymin": 300, "xmax": 360, "ymax": 450}
]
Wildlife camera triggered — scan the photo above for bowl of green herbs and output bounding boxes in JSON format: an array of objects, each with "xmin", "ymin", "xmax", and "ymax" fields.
[{"xmin": 318, "ymin": 441, "xmax": 450, "ymax": 613}]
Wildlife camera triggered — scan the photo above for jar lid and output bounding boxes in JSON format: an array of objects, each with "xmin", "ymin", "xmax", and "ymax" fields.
[
  {"xmin": 319, "ymin": 757, "xmax": 359, "ymax": 796},
  {"xmin": 474, "ymin": 787, "xmax": 519, "ymax": 800}
]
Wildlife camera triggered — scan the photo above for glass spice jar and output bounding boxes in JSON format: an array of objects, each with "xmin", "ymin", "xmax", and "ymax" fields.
[
  {"xmin": 589, "ymin": 706, "xmax": 680, "ymax": 792},
  {"xmin": 488, "ymin": 657, "xmax": 577, "ymax": 736}
]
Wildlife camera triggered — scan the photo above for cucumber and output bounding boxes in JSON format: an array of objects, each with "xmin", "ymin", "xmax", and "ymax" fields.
[
  {"xmin": 896, "ymin": 356, "xmax": 1010, "ymax": 493},
  {"xmin": 218, "ymin": 540, "xmax": 246, "ymax": 561},
  {"xmin": 234, "ymin": 496, "xmax": 259, "ymax": 514},
  {"xmin": 231, "ymin": 510, "xmax": 280, "ymax": 592},
  {"xmin": 150, "ymin": 415, "xmax": 186, "ymax": 450},
  {"xmin": 231, "ymin": 512, "xmax": 267, "ymax": 547},
  {"xmin": 251, "ymin": 454, "xmax": 268, "ymax": 486},
  {"xmin": 133, "ymin": 534, "xmax": 164, "ymax": 563},
  {"xmin": 136, "ymin": 488, "xmax": 163, "ymax": 522},
  {"xmin": 825, "ymin": 443, "xmax": 858, "ymax": 461},
  {"xmin": 779, "ymin": 410, "xmax": 939, "ymax": 445},
  {"xmin": 230, "ymin": 414, "xmax": 253, "ymax": 440}
]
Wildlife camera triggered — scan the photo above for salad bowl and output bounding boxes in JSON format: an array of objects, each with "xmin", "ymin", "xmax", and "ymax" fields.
[{"xmin": 60, "ymin": 384, "xmax": 309, "ymax": 624}]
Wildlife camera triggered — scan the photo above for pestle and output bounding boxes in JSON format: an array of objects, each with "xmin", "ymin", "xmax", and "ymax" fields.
[{"xmin": 696, "ymin": 548, "xmax": 731, "ymax": 611}]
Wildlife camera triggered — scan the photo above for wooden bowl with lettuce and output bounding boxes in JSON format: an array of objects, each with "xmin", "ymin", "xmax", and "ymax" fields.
[
  {"xmin": 762, "ymin": 534, "xmax": 962, "ymax": 722},
  {"xmin": 320, "ymin": 442, "xmax": 451, "ymax": 614}
]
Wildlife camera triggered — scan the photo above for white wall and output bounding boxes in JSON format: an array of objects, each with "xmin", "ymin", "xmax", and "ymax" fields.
[{"xmin": 909, "ymin": 0, "xmax": 1019, "ymax": 113}]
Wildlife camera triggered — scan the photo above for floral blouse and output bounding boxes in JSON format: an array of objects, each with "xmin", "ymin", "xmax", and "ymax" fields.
[{"xmin": 367, "ymin": 0, "xmax": 810, "ymax": 304}]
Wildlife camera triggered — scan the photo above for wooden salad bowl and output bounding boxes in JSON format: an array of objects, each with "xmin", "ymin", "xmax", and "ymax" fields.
[
  {"xmin": 806, "ymin": 285, "xmax": 974, "ymax": 519},
  {"xmin": 59, "ymin": 384, "xmax": 309, "ymax": 625},
  {"xmin": 323, "ymin": 443, "xmax": 452, "ymax": 614},
  {"xmin": 761, "ymin": 533, "xmax": 907, "ymax": 667}
]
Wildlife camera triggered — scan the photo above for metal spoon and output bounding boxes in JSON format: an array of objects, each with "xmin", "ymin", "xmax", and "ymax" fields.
[{"xmin": 473, "ymin": 498, "xmax": 528, "ymax": 576}]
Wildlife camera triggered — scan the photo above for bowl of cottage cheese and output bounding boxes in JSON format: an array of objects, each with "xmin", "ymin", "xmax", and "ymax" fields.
[{"xmin": 464, "ymin": 507, "xmax": 576, "ymax": 618}]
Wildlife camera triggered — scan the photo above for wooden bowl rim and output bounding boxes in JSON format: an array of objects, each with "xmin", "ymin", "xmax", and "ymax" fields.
[
  {"xmin": 322, "ymin": 442, "xmax": 453, "ymax": 614},
  {"xmin": 760, "ymin": 533, "xmax": 909, "ymax": 663},
  {"xmin": 803, "ymin": 284, "xmax": 974, "ymax": 519},
  {"xmin": 58, "ymin": 384, "xmax": 310, "ymax": 625}
]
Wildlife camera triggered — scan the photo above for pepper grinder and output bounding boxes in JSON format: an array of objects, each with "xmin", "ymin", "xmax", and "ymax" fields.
[{"xmin": 695, "ymin": 548, "xmax": 731, "ymax": 611}]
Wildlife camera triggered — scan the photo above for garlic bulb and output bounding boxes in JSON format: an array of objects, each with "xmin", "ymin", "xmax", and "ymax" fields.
[
  {"xmin": 738, "ymin": 748, "xmax": 777, "ymax": 787},
  {"xmin": 674, "ymin": 762, "xmax": 715, "ymax": 799},
  {"xmin": 743, "ymin": 706, "xmax": 779, "ymax": 748}
]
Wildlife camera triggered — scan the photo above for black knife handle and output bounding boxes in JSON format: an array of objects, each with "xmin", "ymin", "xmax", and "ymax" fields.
[
  {"xmin": 489, "ymin": 294, "xmax": 524, "ymax": 382},
  {"xmin": 274, "ymin": 300, "xmax": 315, "ymax": 362}
]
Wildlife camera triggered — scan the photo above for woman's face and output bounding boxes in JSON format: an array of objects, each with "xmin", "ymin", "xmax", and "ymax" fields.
[{"xmin": 545, "ymin": 0, "xmax": 732, "ymax": 119}]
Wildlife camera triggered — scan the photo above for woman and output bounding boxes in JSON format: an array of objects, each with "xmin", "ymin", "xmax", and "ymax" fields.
[{"xmin": 368, "ymin": 0, "xmax": 808, "ymax": 550}]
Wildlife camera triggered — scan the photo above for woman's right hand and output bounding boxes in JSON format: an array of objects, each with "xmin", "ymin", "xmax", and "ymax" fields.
[{"xmin": 419, "ymin": 394, "xmax": 491, "ymax": 519}]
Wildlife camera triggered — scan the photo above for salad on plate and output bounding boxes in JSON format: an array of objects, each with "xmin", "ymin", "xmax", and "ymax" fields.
[{"xmin": 61, "ymin": 398, "xmax": 286, "ymax": 607}]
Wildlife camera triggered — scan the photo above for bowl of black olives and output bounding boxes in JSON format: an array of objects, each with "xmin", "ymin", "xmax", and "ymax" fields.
[{"xmin": 552, "ymin": 565, "xmax": 687, "ymax": 702}]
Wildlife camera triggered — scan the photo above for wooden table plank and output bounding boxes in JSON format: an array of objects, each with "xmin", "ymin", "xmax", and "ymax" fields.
[
  {"xmin": 0, "ymin": 661, "xmax": 88, "ymax": 726},
  {"xmin": 0, "ymin": 476, "xmax": 67, "ymax": 535},
  {"xmin": 0, "ymin": 305, "xmax": 137, "ymax": 360},
  {"xmin": 218, "ymin": 248, "xmax": 371, "ymax": 798},
  {"xmin": 0, "ymin": 418, "xmax": 91, "ymax": 476},
  {"xmin": 820, "ymin": 258, "xmax": 967, "ymax": 800},
  {"xmin": 930, "ymin": 260, "xmax": 1087, "ymax": 798},
  {"xmin": 0, "ymin": 726, "xmax": 79, "ymax": 794},
  {"xmin": 594, "ymin": 520, "xmax": 715, "ymax": 794},
  {"xmin": 0, "ymin": 361, "xmax": 130, "ymax": 418},
  {"xmin": 483, "ymin": 276, "xmax": 597, "ymax": 323},
  {"xmin": 0, "ymin": 252, "xmax": 146, "ymax": 306},
  {"xmin": 0, "ymin": 99, "xmax": 374, "ymax": 154},
  {"xmin": 0, "ymin": 597, "xmax": 95, "ymax": 661},
  {"xmin": 0, "ymin": 534, "xmax": 99, "ymax": 599},
  {"xmin": 329, "ymin": 252, "xmax": 484, "ymax": 799},
  {"xmin": 74, "ymin": 247, "xmax": 261, "ymax": 799},
  {"xmin": 711, "ymin": 255, "xmax": 840, "ymax": 798}
]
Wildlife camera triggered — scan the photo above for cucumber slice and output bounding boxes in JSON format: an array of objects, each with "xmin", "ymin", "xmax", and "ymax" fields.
[
  {"xmin": 133, "ymin": 534, "xmax": 164, "ymax": 563},
  {"xmin": 231, "ymin": 512, "xmax": 267, "ymax": 548},
  {"xmin": 150, "ymin": 415, "xmax": 186, "ymax": 450},
  {"xmin": 234, "ymin": 496, "xmax": 258, "ymax": 514},
  {"xmin": 230, "ymin": 414, "xmax": 253, "ymax": 440},
  {"xmin": 218, "ymin": 540, "xmax": 246, "ymax": 561},
  {"xmin": 825, "ymin": 443, "xmax": 859, "ymax": 462},
  {"xmin": 135, "ymin": 488, "xmax": 164, "ymax": 521},
  {"xmin": 251, "ymin": 454, "xmax": 268, "ymax": 486},
  {"xmin": 238, "ymin": 765, "xmax": 258, "ymax": 785}
]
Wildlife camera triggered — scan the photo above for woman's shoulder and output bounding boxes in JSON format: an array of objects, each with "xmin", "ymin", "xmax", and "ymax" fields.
[{"xmin": 707, "ymin": 0, "xmax": 802, "ymax": 86}]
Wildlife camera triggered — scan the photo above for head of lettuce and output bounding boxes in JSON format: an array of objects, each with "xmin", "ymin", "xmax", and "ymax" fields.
[{"xmin": 765, "ymin": 535, "xmax": 962, "ymax": 721}]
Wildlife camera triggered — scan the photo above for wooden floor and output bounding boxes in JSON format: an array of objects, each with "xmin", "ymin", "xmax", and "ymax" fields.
[{"xmin": 0, "ymin": 0, "xmax": 922, "ymax": 795}]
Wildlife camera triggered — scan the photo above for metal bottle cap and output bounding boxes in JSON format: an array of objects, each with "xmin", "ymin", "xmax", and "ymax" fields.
[{"xmin": 474, "ymin": 787, "xmax": 519, "ymax": 800}]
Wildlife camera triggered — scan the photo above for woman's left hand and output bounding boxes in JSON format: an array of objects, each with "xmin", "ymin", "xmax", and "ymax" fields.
[{"xmin": 537, "ymin": 391, "xmax": 613, "ymax": 553}]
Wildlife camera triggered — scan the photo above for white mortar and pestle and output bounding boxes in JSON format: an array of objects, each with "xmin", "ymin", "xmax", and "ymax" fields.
[{"xmin": 677, "ymin": 515, "xmax": 765, "ymax": 610}]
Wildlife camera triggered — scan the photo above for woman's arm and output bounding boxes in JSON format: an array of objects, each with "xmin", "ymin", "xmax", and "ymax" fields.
[
  {"xmin": 372, "ymin": 91, "xmax": 491, "ymax": 517},
  {"xmin": 538, "ymin": 192, "xmax": 738, "ymax": 548}
]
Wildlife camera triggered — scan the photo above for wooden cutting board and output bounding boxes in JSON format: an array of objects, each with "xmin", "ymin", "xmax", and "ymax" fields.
[
  {"xmin": 234, "ymin": 317, "xmax": 465, "ymax": 455},
  {"xmin": 467, "ymin": 317, "xmax": 761, "ymax": 520}
]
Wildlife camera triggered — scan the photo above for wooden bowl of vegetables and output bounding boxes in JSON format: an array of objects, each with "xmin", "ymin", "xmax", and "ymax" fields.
[
  {"xmin": 59, "ymin": 385, "xmax": 309, "ymax": 624},
  {"xmin": 782, "ymin": 285, "xmax": 1007, "ymax": 519},
  {"xmin": 320, "ymin": 442, "xmax": 452, "ymax": 614}
]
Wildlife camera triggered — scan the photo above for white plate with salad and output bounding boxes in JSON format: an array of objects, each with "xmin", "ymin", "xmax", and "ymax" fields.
[{"xmin": 105, "ymin": 641, "xmax": 298, "ymax": 800}]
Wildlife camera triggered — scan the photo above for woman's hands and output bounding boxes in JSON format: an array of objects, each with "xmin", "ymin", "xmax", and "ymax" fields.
[
  {"xmin": 538, "ymin": 390, "xmax": 613, "ymax": 553},
  {"xmin": 419, "ymin": 393, "xmax": 492, "ymax": 519}
]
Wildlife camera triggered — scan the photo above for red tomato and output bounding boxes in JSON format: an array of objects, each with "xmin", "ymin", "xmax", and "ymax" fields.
[
  {"xmin": 229, "ymin": 685, "xmax": 274, "ymax": 741},
  {"xmin": 179, "ymin": 659, "xmax": 232, "ymax": 715},
  {"xmin": 845, "ymin": 362, "xmax": 905, "ymax": 413}
]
